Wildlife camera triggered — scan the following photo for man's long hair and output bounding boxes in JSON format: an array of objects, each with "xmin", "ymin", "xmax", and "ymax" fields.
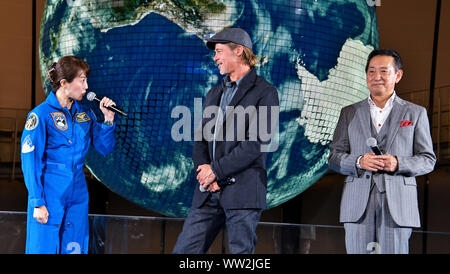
[{"xmin": 227, "ymin": 42, "xmax": 258, "ymax": 68}]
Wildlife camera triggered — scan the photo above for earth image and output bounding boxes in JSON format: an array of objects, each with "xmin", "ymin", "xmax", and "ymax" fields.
[{"xmin": 39, "ymin": 0, "xmax": 379, "ymax": 217}]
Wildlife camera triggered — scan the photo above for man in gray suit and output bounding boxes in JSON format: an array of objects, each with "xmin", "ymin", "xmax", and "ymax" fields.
[{"xmin": 328, "ymin": 49, "xmax": 436, "ymax": 254}]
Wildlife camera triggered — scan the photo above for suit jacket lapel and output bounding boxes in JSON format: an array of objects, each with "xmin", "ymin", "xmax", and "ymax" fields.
[
  {"xmin": 356, "ymin": 100, "xmax": 372, "ymax": 144},
  {"xmin": 227, "ymin": 69, "xmax": 256, "ymax": 108},
  {"xmin": 208, "ymin": 87, "xmax": 223, "ymax": 109},
  {"xmin": 384, "ymin": 96, "xmax": 408, "ymax": 152},
  {"xmin": 205, "ymin": 87, "xmax": 223, "ymax": 159},
  {"xmin": 210, "ymin": 70, "xmax": 256, "ymax": 159},
  {"xmin": 221, "ymin": 69, "xmax": 257, "ymax": 125}
]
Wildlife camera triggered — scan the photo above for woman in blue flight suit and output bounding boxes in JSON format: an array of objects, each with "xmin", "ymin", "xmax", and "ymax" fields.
[{"xmin": 21, "ymin": 56, "xmax": 116, "ymax": 254}]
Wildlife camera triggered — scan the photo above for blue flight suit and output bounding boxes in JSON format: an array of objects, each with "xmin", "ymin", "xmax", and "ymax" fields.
[{"xmin": 21, "ymin": 91, "xmax": 115, "ymax": 254}]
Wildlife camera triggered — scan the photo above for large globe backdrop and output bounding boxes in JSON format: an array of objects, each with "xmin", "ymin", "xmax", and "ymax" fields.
[{"xmin": 39, "ymin": 0, "xmax": 379, "ymax": 217}]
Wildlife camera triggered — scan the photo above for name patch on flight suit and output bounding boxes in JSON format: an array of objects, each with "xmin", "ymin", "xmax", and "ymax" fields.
[
  {"xmin": 75, "ymin": 112, "xmax": 90, "ymax": 123},
  {"xmin": 50, "ymin": 112, "xmax": 68, "ymax": 131}
]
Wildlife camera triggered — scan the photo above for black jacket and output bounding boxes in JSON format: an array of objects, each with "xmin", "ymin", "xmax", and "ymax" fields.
[{"xmin": 191, "ymin": 68, "xmax": 279, "ymax": 209}]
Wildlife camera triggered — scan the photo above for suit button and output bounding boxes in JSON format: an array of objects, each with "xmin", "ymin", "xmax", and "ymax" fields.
[{"xmin": 366, "ymin": 175, "xmax": 370, "ymax": 179}]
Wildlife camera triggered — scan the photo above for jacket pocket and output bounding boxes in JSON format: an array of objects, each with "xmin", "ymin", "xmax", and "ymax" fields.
[
  {"xmin": 344, "ymin": 177, "xmax": 354, "ymax": 183},
  {"xmin": 403, "ymin": 177, "xmax": 417, "ymax": 186}
]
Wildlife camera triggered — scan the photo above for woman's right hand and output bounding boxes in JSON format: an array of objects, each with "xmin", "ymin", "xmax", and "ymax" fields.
[{"xmin": 33, "ymin": 205, "xmax": 49, "ymax": 224}]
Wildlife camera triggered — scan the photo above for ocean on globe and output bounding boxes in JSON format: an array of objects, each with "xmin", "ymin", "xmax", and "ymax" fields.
[{"xmin": 39, "ymin": 0, "xmax": 379, "ymax": 217}]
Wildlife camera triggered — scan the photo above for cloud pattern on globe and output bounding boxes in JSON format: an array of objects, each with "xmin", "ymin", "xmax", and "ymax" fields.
[{"xmin": 39, "ymin": 0, "xmax": 379, "ymax": 217}]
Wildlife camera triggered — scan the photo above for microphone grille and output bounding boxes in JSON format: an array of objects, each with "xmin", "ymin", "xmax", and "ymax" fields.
[
  {"xmin": 366, "ymin": 137, "xmax": 377, "ymax": 147},
  {"xmin": 86, "ymin": 92, "xmax": 96, "ymax": 101}
]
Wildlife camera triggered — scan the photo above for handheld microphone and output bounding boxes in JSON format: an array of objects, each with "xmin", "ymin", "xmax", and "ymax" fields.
[
  {"xmin": 87, "ymin": 92, "xmax": 128, "ymax": 117},
  {"xmin": 366, "ymin": 137, "xmax": 383, "ymax": 155}
]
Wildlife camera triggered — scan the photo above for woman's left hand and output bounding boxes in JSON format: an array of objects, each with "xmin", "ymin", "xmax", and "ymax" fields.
[{"xmin": 99, "ymin": 96, "xmax": 116, "ymax": 122}]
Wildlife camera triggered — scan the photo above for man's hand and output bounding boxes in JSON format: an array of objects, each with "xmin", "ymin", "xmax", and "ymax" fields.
[
  {"xmin": 359, "ymin": 153, "xmax": 385, "ymax": 172},
  {"xmin": 33, "ymin": 205, "xmax": 49, "ymax": 224},
  {"xmin": 360, "ymin": 153, "xmax": 398, "ymax": 172},
  {"xmin": 375, "ymin": 154, "xmax": 398, "ymax": 172},
  {"xmin": 196, "ymin": 164, "xmax": 216, "ymax": 190},
  {"xmin": 207, "ymin": 181, "xmax": 221, "ymax": 192}
]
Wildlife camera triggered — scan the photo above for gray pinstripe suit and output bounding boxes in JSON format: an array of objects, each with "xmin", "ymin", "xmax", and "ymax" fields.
[{"xmin": 328, "ymin": 96, "xmax": 436, "ymax": 253}]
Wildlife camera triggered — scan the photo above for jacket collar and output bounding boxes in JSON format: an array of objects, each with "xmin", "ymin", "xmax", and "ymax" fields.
[
  {"xmin": 221, "ymin": 69, "xmax": 251, "ymax": 89},
  {"xmin": 46, "ymin": 91, "xmax": 63, "ymax": 110},
  {"xmin": 46, "ymin": 91, "xmax": 80, "ymax": 113},
  {"xmin": 226, "ymin": 68, "xmax": 257, "ymax": 108}
]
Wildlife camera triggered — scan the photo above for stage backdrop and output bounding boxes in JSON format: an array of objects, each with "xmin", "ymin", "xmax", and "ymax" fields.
[{"xmin": 39, "ymin": 0, "xmax": 379, "ymax": 217}]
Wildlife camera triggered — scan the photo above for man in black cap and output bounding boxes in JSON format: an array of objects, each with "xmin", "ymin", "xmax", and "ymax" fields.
[{"xmin": 173, "ymin": 28, "xmax": 279, "ymax": 254}]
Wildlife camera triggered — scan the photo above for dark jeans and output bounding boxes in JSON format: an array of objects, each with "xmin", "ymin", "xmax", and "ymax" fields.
[{"xmin": 173, "ymin": 192, "xmax": 262, "ymax": 254}]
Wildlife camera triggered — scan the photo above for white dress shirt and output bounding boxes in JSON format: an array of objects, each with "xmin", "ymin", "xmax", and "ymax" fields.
[
  {"xmin": 356, "ymin": 92, "xmax": 396, "ymax": 168},
  {"xmin": 368, "ymin": 91, "xmax": 396, "ymax": 133}
]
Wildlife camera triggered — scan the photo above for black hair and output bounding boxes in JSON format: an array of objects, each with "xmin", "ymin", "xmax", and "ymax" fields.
[{"xmin": 365, "ymin": 48, "xmax": 403, "ymax": 72}]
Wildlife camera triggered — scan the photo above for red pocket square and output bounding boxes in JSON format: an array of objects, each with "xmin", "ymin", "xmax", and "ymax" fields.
[{"xmin": 400, "ymin": 120, "xmax": 413, "ymax": 127}]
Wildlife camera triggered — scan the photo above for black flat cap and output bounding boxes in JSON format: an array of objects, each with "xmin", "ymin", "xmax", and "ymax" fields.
[{"xmin": 206, "ymin": 28, "xmax": 252, "ymax": 51}]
